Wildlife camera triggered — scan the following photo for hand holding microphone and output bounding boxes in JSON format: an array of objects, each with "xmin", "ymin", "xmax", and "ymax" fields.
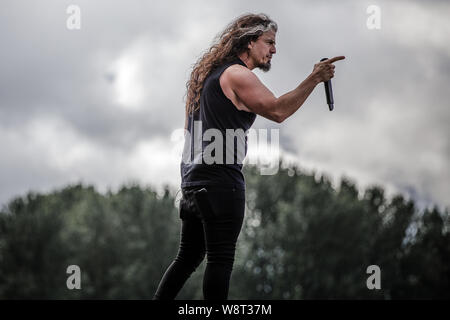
[{"xmin": 313, "ymin": 56, "xmax": 345, "ymax": 111}]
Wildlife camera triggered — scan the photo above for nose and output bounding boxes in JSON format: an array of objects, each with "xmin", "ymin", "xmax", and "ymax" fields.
[{"xmin": 271, "ymin": 45, "xmax": 276, "ymax": 54}]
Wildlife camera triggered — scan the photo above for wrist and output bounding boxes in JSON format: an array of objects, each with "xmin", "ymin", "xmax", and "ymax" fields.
[{"xmin": 308, "ymin": 72, "xmax": 321, "ymax": 86}]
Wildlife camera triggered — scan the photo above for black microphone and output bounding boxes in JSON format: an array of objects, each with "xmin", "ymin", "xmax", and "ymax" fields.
[{"xmin": 320, "ymin": 57, "xmax": 334, "ymax": 111}]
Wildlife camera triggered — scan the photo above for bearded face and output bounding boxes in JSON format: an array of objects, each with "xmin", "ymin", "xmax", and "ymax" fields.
[{"xmin": 248, "ymin": 30, "xmax": 276, "ymax": 72}]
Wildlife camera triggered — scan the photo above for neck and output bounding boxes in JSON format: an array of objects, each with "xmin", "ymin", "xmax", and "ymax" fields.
[{"xmin": 237, "ymin": 52, "xmax": 256, "ymax": 70}]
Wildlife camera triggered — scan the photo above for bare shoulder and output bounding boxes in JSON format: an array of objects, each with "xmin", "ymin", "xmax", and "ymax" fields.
[
  {"xmin": 220, "ymin": 64, "xmax": 252, "ymax": 92},
  {"xmin": 221, "ymin": 64, "xmax": 255, "ymax": 84},
  {"xmin": 220, "ymin": 64, "xmax": 254, "ymax": 112}
]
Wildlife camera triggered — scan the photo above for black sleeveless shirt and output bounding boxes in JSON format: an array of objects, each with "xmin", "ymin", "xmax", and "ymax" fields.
[{"xmin": 180, "ymin": 57, "xmax": 257, "ymax": 190}]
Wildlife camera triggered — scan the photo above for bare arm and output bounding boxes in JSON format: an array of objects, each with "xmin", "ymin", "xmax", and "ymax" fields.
[{"xmin": 225, "ymin": 56, "xmax": 345, "ymax": 123}]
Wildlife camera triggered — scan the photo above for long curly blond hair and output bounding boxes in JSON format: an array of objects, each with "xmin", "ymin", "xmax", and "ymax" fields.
[{"xmin": 184, "ymin": 13, "xmax": 277, "ymax": 126}]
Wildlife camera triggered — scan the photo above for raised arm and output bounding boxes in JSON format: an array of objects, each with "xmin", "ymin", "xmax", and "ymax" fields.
[{"xmin": 222, "ymin": 56, "xmax": 345, "ymax": 123}]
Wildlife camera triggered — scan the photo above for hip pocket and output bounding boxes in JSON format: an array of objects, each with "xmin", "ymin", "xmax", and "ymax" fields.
[
  {"xmin": 196, "ymin": 187, "xmax": 245, "ymax": 219},
  {"xmin": 179, "ymin": 187, "xmax": 202, "ymax": 219}
]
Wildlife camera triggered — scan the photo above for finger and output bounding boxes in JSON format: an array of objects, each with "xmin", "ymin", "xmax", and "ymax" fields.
[{"xmin": 326, "ymin": 56, "xmax": 346, "ymax": 63}]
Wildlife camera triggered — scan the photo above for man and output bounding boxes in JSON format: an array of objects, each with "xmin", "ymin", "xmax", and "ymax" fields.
[{"xmin": 153, "ymin": 13, "xmax": 345, "ymax": 300}]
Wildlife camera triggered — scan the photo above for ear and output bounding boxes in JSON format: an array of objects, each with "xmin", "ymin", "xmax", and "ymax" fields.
[{"xmin": 247, "ymin": 41, "xmax": 253, "ymax": 50}]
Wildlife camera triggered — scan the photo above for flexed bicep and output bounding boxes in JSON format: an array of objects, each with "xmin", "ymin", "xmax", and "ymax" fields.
[{"xmin": 222, "ymin": 65, "xmax": 279, "ymax": 122}]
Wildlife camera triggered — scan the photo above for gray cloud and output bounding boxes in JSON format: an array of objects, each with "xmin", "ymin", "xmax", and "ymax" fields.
[{"xmin": 0, "ymin": 0, "xmax": 448, "ymax": 211}]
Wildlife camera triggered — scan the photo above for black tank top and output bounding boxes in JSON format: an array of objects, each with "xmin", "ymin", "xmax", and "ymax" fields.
[{"xmin": 180, "ymin": 57, "xmax": 257, "ymax": 190}]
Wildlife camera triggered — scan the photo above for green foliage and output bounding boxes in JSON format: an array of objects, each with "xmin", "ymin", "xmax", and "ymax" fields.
[
  {"xmin": 0, "ymin": 162, "xmax": 448, "ymax": 299},
  {"xmin": 0, "ymin": 184, "xmax": 179, "ymax": 299}
]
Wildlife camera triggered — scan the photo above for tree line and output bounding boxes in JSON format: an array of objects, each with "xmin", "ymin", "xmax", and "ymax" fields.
[{"xmin": 0, "ymin": 162, "xmax": 448, "ymax": 299}]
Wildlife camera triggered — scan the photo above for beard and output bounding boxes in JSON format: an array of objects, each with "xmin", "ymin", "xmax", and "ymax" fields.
[{"xmin": 258, "ymin": 60, "xmax": 271, "ymax": 72}]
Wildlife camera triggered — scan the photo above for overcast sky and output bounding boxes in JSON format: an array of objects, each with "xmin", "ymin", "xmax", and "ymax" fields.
[{"xmin": 1, "ymin": 0, "xmax": 449, "ymax": 211}]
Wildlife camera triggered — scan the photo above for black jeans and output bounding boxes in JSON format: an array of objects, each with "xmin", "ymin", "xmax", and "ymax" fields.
[{"xmin": 153, "ymin": 185, "xmax": 245, "ymax": 300}]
